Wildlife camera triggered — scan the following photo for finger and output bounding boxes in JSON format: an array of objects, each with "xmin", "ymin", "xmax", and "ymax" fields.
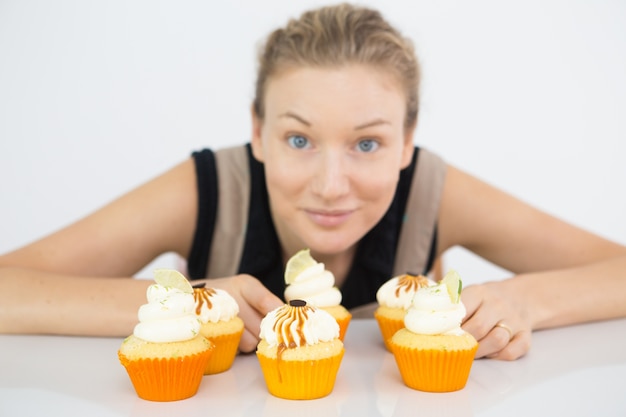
[
  {"xmin": 459, "ymin": 286, "xmax": 499, "ymax": 341},
  {"xmin": 487, "ymin": 330, "xmax": 531, "ymax": 361},
  {"xmin": 236, "ymin": 275, "xmax": 284, "ymax": 352},
  {"xmin": 231, "ymin": 297, "xmax": 267, "ymax": 352},
  {"xmin": 239, "ymin": 275, "xmax": 284, "ymax": 315},
  {"xmin": 462, "ymin": 306, "xmax": 500, "ymax": 343},
  {"xmin": 235, "ymin": 302, "xmax": 264, "ymax": 352},
  {"xmin": 197, "ymin": 275, "xmax": 283, "ymax": 353},
  {"xmin": 461, "ymin": 286, "xmax": 511, "ymax": 342},
  {"xmin": 239, "ymin": 328, "xmax": 261, "ymax": 353},
  {"xmin": 474, "ymin": 325, "xmax": 512, "ymax": 358},
  {"xmin": 459, "ymin": 284, "xmax": 482, "ymax": 320}
]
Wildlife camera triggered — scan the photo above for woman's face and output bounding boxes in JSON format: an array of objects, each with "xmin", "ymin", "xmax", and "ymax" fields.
[{"xmin": 251, "ymin": 65, "xmax": 414, "ymax": 256}]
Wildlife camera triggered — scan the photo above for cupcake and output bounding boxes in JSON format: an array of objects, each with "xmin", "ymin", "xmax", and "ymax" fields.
[
  {"xmin": 283, "ymin": 249, "xmax": 352, "ymax": 341},
  {"xmin": 256, "ymin": 300, "xmax": 345, "ymax": 400},
  {"xmin": 192, "ymin": 283, "xmax": 244, "ymax": 374},
  {"xmin": 374, "ymin": 272, "xmax": 433, "ymax": 350},
  {"xmin": 118, "ymin": 269, "xmax": 214, "ymax": 402},
  {"xmin": 389, "ymin": 270, "xmax": 478, "ymax": 393}
]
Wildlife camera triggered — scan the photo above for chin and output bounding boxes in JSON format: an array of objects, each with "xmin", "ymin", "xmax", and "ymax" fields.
[{"xmin": 303, "ymin": 233, "xmax": 357, "ymax": 256}]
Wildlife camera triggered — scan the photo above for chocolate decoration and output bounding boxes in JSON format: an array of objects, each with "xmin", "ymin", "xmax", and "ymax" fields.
[
  {"xmin": 192, "ymin": 282, "xmax": 207, "ymax": 289},
  {"xmin": 406, "ymin": 271, "xmax": 419, "ymax": 277},
  {"xmin": 289, "ymin": 299, "xmax": 307, "ymax": 307}
]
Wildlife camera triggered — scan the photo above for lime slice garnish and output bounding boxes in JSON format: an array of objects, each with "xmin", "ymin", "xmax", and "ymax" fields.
[
  {"xmin": 153, "ymin": 269, "xmax": 193, "ymax": 293},
  {"xmin": 284, "ymin": 248, "xmax": 317, "ymax": 285},
  {"xmin": 441, "ymin": 270, "xmax": 462, "ymax": 303}
]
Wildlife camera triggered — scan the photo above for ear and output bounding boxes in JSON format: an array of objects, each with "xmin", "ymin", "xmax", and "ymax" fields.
[
  {"xmin": 400, "ymin": 121, "xmax": 416, "ymax": 169},
  {"xmin": 250, "ymin": 104, "xmax": 265, "ymax": 162}
]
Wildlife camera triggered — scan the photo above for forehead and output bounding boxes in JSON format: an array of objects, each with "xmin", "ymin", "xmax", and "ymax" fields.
[{"xmin": 263, "ymin": 65, "xmax": 406, "ymax": 119}]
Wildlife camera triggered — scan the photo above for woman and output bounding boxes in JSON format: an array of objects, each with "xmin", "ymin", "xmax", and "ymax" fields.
[{"xmin": 1, "ymin": 4, "xmax": 625, "ymax": 360}]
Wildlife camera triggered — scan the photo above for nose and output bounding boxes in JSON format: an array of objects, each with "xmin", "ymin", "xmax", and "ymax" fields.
[{"xmin": 310, "ymin": 150, "xmax": 350, "ymax": 201}]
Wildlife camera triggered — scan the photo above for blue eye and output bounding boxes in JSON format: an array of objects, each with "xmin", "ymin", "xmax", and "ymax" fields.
[
  {"xmin": 287, "ymin": 135, "xmax": 310, "ymax": 149},
  {"xmin": 357, "ymin": 139, "xmax": 378, "ymax": 153}
]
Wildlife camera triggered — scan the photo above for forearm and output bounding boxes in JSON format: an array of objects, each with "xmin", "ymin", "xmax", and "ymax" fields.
[
  {"xmin": 511, "ymin": 255, "xmax": 626, "ymax": 330},
  {"xmin": 0, "ymin": 267, "xmax": 150, "ymax": 336}
]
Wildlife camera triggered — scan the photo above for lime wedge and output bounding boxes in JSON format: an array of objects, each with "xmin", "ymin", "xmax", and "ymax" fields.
[
  {"xmin": 441, "ymin": 270, "xmax": 462, "ymax": 303},
  {"xmin": 153, "ymin": 269, "xmax": 193, "ymax": 293},
  {"xmin": 285, "ymin": 248, "xmax": 317, "ymax": 285}
]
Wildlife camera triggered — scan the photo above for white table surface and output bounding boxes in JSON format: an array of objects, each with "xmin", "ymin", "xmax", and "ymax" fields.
[{"xmin": 1, "ymin": 318, "xmax": 625, "ymax": 417}]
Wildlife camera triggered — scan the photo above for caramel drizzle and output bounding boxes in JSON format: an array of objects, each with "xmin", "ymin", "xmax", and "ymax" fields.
[
  {"xmin": 272, "ymin": 303, "xmax": 313, "ymax": 382},
  {"xmin": 394, "ymin": 273, "xmax": 430, "ymax": 297},
  {"xmin": 193, "ymin": 287, "xmax": 217, "ymax": 315}
]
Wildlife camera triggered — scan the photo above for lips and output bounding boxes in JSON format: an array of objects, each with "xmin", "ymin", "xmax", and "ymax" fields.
[{"xmin": 305, "ymin": 209, "xmax": 354, "ymax": 228}]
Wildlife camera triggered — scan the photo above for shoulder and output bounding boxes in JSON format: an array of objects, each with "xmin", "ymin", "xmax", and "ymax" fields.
[
  {"xmin": 191, "ymin": 145, "xmax": 251, "ymax": 174},
  {"xmin": 400, "ymin": 146, "xmax": 447, "ymax": 183},
  {"xmin": 414, "ymin": 147, "xmax": 447, "ymax": 183},
  {"xmin": 437, "ymin": 165, "xmax": 502, "ymax": 251},
  {"xmin": 401, "ymin": 146, "xmax": 447, "ymax": 211}
]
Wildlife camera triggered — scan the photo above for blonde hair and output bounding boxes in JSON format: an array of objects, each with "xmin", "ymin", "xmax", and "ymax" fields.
[{"xmin": 253, "ymin": 3, "xmax": 421, "ymax": 130}]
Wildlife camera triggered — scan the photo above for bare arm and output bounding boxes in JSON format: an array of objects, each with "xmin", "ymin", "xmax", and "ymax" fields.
[
  {"xmin": 0, "ymin": 157, "xmax": 283, "ymax": 350},
  {"xmin": 0, "ymin": 268, "xmax": 151, "ymax": 336},
  {"xmin": 438, "ymin": 165, "xmax": 626, "ymax": 359},
  {"xmin": 0, "ymin": 268, "xmax": 283, "ymax": 352},
  {"xmin": 0, "ymin": 158, "xmax": 199, "ymax": 336}
]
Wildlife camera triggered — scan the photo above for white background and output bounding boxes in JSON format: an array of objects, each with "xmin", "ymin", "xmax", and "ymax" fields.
[{"xmin": 1, "ymin": 0, "xmax": 625, "ymax": 283}]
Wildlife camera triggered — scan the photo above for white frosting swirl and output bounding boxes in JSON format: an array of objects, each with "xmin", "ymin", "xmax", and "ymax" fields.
[
  {"xmin": 376, "ymin": 274, "xmax": 433, "ymax": 309},
  {"xmin": 404, "ymin": 283, "xmax": 467, "ymax": 336},
  {"xmin": 284, "ymin": 262, "xmax": 342, "ymax": 307},
  {"xmin": 133, "ymin": 284, "xmax": 200, "ymax": 343},
  {"xmin": 259, "ymin": 303, "xmax": 339, "ymax": 347},
  {"xmin": 194, "ymin": 287, "xmax": 240, "ymax": 323}
]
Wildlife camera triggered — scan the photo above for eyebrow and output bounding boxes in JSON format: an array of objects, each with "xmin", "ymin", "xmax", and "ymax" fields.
[
  {"xmin": 354, "ymin": 118, "xmax": 391, "ymax": 130},
  {"xmin": 279, "ymin": 111, "xmax": 311, "ymax": 126},
  {"xmin": 279, "ymin": 111, "xmax": 391, "ymax": 130}
]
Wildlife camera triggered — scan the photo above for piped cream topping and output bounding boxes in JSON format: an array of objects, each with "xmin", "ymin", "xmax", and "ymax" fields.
[
  {"xmin": 133, "ymin": 284, "xmax": 201, "ymax": 343},
  {"xmin": 193, "ymin": 286, "xmax": 239, "ymax": 324},
  {"xmin": 284, "ymin": 262, "xmax": 342, "ymax": 307},
  {"xmin": 259, "ymin": 300, "xmax": 339, "ymax": 348},
  {"xmin": 404, "ymin": 282, "xmax": 467, "ymax": 336},
  {"xmin": 376, "ymin": 273, "xmax": 433, "ymax": 309}
]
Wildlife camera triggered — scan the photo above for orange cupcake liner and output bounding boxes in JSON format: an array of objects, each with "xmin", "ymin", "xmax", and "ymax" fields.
[
  {"xmin": 374, "ymin": 312, "xmax": 404, "ymax": 351},
  {"xmin": 118, "ymin": 349, "xmax": 213, "ymax": 402},
  {"xmin": 389, "ymin": 343, "xmax": 478, "ymax": 392},
  {"xmin": 203, "ymin": 328, "xmax": 244, "ymax": 375},
  {"xmin": 335, "ymin": 315, "xmax": 352, "ymax": 342},
  {"xmin": 256, "ymin": 349, "xmax": 345, "ymax": 400}
]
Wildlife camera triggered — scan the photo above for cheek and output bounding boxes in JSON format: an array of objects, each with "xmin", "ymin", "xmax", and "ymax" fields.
[
  {"xmin": 264, "ymin": 161, "xmax": 308, "ymax": 204},
  {"xmin": 362, "ymin": 166, "xmax": 402, "ymax": 220},
  {"xmin": 355, "ymin": 170, "xmax": 399, "ymax": 207}
]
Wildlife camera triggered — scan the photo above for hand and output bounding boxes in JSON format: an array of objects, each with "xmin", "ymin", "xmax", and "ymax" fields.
[
  {"xmin": 460, "ymin": 280, "xmax": 532, "ymax": 360},
  {"xmin": 198, "ymin": 274, "xmax": 284, "ymax": 353}
]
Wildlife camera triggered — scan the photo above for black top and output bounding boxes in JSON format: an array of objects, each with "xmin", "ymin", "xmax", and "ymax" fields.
[{"xmin": 187, "ymin": 144, "xmax": 437, "ymax": 310}]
